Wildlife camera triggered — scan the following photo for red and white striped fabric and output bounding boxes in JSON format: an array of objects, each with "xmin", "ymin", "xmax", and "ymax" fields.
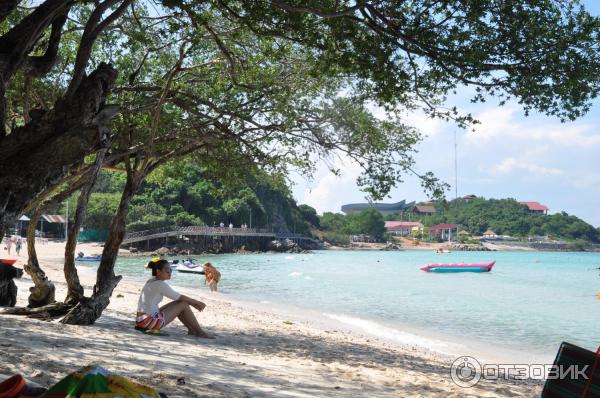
[{"xmin": 135, "ymin": 311, "xmax": 165, "ymax": 330}]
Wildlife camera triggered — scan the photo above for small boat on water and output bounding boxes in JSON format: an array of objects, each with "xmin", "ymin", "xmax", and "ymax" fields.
[
  {"xmin": 420, "ymin": 261, "xmax": 495, "ymax": 273},
  {"xmin": 75, "ymin": 255, "xmax": 101, "ymax": 262},
  {"xmin": 172, "ymin": 259, "xmax": 204, "ymax": 274}
]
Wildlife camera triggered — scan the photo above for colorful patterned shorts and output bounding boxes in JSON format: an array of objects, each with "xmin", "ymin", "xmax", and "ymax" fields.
[{"xmin": 136, "ymin": 311, "xmax": 165, "ymax": 331}]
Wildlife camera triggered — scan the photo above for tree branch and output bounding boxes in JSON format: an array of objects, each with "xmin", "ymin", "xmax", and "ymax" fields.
[
  {"xmin": 21, "ymin": 13, "xmax": 68, "ymax": 77},
  {"xmin": 66, "ymin": 0, "xmax": 133, "ymax": 97},
  {"xmin": 0, "ymin": 0, "xmax": 21, "ymax": 24}
]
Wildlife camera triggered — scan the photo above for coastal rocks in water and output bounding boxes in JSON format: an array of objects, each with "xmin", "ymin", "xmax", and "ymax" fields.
[
  {"xmin": 446, "ymin": 243, "xmax": 492, "ymax": 251},
  {"xmin": 381, "ymin": 242, "xmax": 402, "ymax": 251},
  {"xmin": 268, "ymin": 239, "xmax": 309, "ymax": 253},
  {"xmin": 155, "ymin": 246, "xmax": 171, "ymax": 255}
]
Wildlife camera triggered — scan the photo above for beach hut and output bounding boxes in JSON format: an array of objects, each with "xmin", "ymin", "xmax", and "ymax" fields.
[
  {"xmin": 482, "ymin": 229, "xmax": 498, "ymax": 239},
  {"xmin": 16, "ymin": 215, "xmax": 29, "ymax": 236},
  {"xmin": 38, "ymin": 215, "xmax": 66, "ymax": 238},
  {"xmin": 429, "ymin": 224, "xmax": 460, "ymax": 241}
]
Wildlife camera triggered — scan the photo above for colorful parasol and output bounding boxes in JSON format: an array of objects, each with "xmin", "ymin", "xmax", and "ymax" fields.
[{"xmin": 41, "ymin": 365, "xmax": 163, "ymax": 398}]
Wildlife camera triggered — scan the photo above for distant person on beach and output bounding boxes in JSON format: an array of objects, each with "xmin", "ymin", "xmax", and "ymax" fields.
[
  {"xmin": 15, "ymin": 238, "xmax": 22, "ymax": 256},
  {"xmin": 203, "ymin": 262, "xmax": 221, "ymax": 292},
  {"xmin": 136, "ymin": 258, "xmax": 213, "ymax": 338},
  {"xmin": 4, "ymin": 237, "xmax": 13, "ymax": 255}
]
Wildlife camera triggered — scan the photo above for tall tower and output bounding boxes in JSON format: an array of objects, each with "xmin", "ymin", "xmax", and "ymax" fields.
[{"xmin": 454, "ymin": 130, "xmax": 458, "ymax": 201}]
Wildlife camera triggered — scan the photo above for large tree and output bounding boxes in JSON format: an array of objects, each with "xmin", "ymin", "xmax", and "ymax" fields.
[{"xmin": 2, "ymin": 0, "xmax": 600, "ymax": 323}]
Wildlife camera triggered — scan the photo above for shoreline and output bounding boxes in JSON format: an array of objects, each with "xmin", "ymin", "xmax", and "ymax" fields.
[{"xmin": 0, "ymin": 241, "xmax": 542, "ymax": 397}]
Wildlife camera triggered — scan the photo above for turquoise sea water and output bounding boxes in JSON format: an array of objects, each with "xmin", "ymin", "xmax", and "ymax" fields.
[{"xmin": 111, "ymin": 250, "xmax": 600, "ymax": 361}]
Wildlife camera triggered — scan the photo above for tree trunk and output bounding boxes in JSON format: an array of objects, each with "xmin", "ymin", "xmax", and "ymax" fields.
[
  {"xmin": 0, "ymin": 63, "xmax": 118, "ymax": 234},
  {"xmin": 61, "ymin": 172, "xmax": 141, "ymax": 325},
  {"xmin": 63, "ymin": 149, "xmax": 108, "ymax": 304},
  {"xmin": 24, "ymin": 209, "xmax": 56, "ymax": 308},
  {"xmin": 23, "ymin": 174, "xmax": 89, "ymax": 307}
]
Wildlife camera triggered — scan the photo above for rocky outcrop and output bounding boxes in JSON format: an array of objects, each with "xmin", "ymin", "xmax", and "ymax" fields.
[
  {"xmin": 380, "ymin": 242, "xmax": 403, "ymax": 251},
  {"xmin": 267, "ymin": 239, "xmax": 309, "ymax": 253},
  {"xmin": 446, "ymin": 243, "xmax": 492, "ymax": 251}
]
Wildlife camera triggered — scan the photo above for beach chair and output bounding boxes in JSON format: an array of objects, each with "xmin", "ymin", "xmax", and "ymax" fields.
[{"xmin": 541, "ymin": 342, "xmax": 600, "ymax": 398}]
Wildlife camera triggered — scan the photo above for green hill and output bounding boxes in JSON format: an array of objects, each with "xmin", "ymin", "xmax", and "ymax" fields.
[{"xmin": 419, "ymin": 198, "xmax": 599, "ymax": 243}]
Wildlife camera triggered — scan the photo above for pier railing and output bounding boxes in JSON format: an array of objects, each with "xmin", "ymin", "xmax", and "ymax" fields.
[{"xmin": 122, "ymin": 225, "xmax": 275, "ymax": 245}]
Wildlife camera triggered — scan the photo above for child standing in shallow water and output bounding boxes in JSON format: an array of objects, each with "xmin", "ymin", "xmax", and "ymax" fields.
[{"xmin": 203, "ymin": 262, "xmax": 221, "ymax": 292}]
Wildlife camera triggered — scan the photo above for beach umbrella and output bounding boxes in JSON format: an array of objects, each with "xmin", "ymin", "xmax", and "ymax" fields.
[{"xmin": 41, "ymin": 365, "xmax": 165, "ymax": 398}]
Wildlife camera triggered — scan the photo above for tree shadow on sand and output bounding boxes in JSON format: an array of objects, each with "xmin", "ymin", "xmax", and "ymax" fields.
[{"xmin": 0, "ymin": 313, "xmax": 541, "ymax": 397}]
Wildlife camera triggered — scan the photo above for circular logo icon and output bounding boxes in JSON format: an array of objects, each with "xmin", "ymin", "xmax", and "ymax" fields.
[{"xmin": 450, "ymin": 356, "xmax": 482, "ymax": 388}]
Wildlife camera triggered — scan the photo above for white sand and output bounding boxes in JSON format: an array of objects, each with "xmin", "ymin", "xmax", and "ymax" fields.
[{"xmin": 0, "ymin": 241, "xmax": 542, "ymax": 397}]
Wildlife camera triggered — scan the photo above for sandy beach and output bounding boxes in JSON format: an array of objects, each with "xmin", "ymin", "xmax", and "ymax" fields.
[{"xmin": 0, "ymin": 241, "xmax": 542, "ymax": 397}]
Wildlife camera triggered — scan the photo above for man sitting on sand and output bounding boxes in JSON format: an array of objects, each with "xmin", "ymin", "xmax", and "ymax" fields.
[{"xmin": 136, "ymin": 258, "xmax": 213, "ymax": 338}]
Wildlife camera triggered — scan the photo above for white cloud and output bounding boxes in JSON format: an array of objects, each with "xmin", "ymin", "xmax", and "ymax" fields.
[
  {"xmin": 299, "ymin": 157, "xmax": 363, "ymax": 213},
  {"xmin": 404, "ymin": 111, "xmax": 445, "ymax": 138},
  {"xmin": 487, "ymin": 157, "xmax": 564, "ymax": 177},
  {"xmin": 464, "ymin": 106, "xmax": 600, "ymax": 148}
]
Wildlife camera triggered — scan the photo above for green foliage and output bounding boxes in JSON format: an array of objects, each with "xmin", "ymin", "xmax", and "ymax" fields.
[
  {"xmin": 298, "ymin": 205, "xmax": 320, "ymax": 228},
  {"xmin": 87, "ymin": 159, "xmax": 309, "ymax": 233},
  {"xmin": 421, "ymin": 198, "xmax": 600, "ymax": 242},
  {"xmin": 320, "ymin": 212, "xmax": 348, "ymax": 232},
  {"xmin": 353, "ymin": 208, "xmax": 386, "ymax": 240},
  {"xmin": 84, "ymin": 193, "xmax": 121, "ymax": 230},
  {"xmin": 319, "ymin": 208, "xmax": 386, "ymax": 241},
  {"xmin": 322, "ymin": 231, "xmax": 350, "ymax": 246},
  {"xmin": 7, "ymin": 0, "xmax": 600, "ymax": 243}
]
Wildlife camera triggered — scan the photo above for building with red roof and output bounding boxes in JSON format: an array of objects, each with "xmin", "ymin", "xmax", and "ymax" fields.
[
  {"xmin": 519, "ymin": 201, "xmax": 549, "ymax": 215},
  {"xmin": 429, "ymin": 223, "xmax": 460, "ymax": 241},
  {"xmin": 384, "ymin": 221, "xmax": 423, "ymax": 236}
]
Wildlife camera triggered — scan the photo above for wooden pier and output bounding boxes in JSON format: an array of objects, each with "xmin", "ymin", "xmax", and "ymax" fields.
[{"xmin": 122, "ymin": 226, "xmax": 321, "ymax": 252}]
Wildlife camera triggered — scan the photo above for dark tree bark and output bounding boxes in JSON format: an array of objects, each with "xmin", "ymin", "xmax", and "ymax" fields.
[
  {"xmin": 24, "ymin": 171, "xmax": 90, "ymax": 307},
  {"xmin": 0, "ymin": 1, "xmax": 72, "ymax": 136},
  {"xmin": 0, "ymin": 1, "xmax": 22, "ymax": 24},
  {"xmin": 2, "ymin": 301, "xmax": 72, "ymax": 319},
  {"xmin": 61, "ymin": 167, "xmax": 144, "ymax": 325},
  {"xmin": 0, "ymin": 62, "xmax": 118, "ymax": 232},
  {"xmin": 25, "ymin": 209, "xmax": 56, "ymax": 308},
  {"xmin": 63, "ymin": 149, "xmax": 109, "ymax": 304}
]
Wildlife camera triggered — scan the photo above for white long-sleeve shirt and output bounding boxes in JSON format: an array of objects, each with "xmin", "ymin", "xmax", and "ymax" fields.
[{"xmin": 137, "ymin": 278, "xmax": 181, "ymax": 315}]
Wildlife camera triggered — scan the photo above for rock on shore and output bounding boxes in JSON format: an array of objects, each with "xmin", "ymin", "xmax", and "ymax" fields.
[
  {"xmin": 446, "ymin": 243, "xmax": 492, "ymax": 251},
  {"xmin": 267, "ymin": 239, "xmax": 309, "ymax": 253}
]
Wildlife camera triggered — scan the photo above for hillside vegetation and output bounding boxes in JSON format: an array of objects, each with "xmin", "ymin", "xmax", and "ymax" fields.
[
  {"xmin": 421, "ymin": 198, "xmax": 599, "ymax": 242},
  {"xmin": 65, "ymin": 161, "xmax": 313, "ymax": 237}
]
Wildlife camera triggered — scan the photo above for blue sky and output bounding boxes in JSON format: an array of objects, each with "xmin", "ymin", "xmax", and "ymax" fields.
[{"xmin": 292, "ymin": 1, "xmax": 600, "ymax": 227}]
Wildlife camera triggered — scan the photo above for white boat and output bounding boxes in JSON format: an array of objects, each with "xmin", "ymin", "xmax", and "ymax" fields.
[{"xmin": 172, "ymin": 259, "xmax": 204, "ymax": 274}]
